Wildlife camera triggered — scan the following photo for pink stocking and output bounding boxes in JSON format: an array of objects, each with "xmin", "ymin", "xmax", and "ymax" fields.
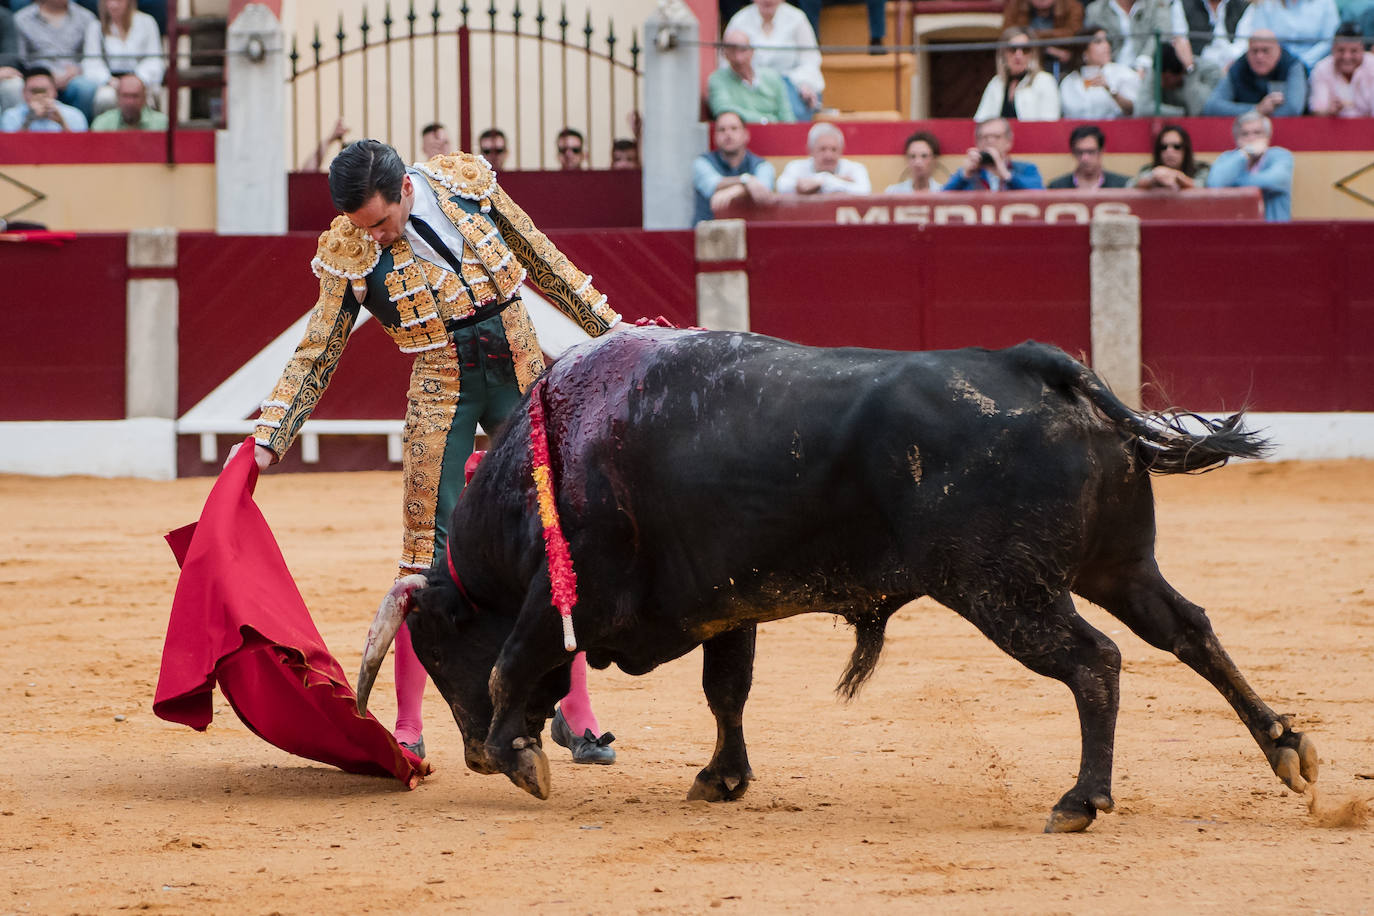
[
  {"xmin": 392, "ymin": 622, "xmax": 426, "ymax": 745},
  {"xmin": 558, "ymin": 651, "xmax": 601, "ymax": 737}
]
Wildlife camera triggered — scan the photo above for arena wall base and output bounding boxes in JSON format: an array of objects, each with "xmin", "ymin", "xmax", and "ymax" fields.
[
  {"xmin": 1238, "ymin": 414, "xmax": 1374, "ymax": 462},
  {"xmin": 0, "ymin": 419, "xmax": 177, "ymax": 480}
]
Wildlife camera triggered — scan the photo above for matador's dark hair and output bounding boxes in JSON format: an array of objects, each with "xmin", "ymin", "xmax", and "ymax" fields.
[{"xmin": 328, "ymin": 138, "xmax": 406, "ymax": 213}]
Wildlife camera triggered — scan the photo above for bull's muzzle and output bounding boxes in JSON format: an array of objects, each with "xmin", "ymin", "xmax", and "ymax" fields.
[{"xmin": 355, "ymin": 574, "xmax": 428, "ymax": 715}]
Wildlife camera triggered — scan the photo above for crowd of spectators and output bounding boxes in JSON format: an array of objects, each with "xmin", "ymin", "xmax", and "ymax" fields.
[{"xmin": 1, "ymin": 0, "xmax": 167, "ymax": 132}]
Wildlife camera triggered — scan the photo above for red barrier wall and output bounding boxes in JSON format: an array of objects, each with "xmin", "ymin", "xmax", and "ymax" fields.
[
  {"xmin": 0, "ymin": 234, "xmax": 128, "ymax": 420},
  {"xmin": 747, "ymin": 224, "xmax": 1092, "ymax": 358}
]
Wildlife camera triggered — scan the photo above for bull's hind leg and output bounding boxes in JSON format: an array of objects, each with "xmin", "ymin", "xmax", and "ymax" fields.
[
  {"xmin": 688, "ymin": 625, "xmax": 757, "ymax": 802},
  {"xmin": 1076, "ymin": 565, "xmax": 1318, "ymax": 793},
  {"xmin": 952, "ymin": 591, "xmax": 1123, "ymax": 833}
]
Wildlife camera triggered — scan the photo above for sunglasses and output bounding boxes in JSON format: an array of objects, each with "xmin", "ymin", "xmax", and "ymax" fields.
[
  {"xmin": 558, "ymin": 145, "xmax": 582, "ymax": 154},
  {"xmin": 1159, "ymin": 141, "xmax": 1184, "ymax": 150},
  {"xmin": 1007, "ymin": 46, "xmax": 1030, "ymax": 55},
  {"xmin": 481, "ymin": 146, "xmax": 505, "ymax": 155},
  {"xmin": 1072, "ymin": 146, "xmax": 1100, "ymax": 156}
]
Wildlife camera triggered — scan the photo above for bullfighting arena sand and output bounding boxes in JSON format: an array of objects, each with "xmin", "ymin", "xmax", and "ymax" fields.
[{"xmin": 2, "ymin": 459, "xmax": 1372, "ymax": 913}]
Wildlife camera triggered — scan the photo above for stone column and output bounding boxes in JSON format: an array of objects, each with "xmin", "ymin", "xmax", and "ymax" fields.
[
  {"xmin": 642, "ymin": 1, "xmax": 706, "ymax": 229},
  {"xmin": 1089, "ymin": 213, "xmax": 1142, "ymax": 409},
  {"xmin": 696, "ymin": 218, "xmax": 750, "ymax": 330},
  {"xmin": 217, "ymin": 3, "xmax": 287, "ymax": 234},
  {"xmin": 126, "ymin": 229, "xmax": 179, "ymax": 419}
]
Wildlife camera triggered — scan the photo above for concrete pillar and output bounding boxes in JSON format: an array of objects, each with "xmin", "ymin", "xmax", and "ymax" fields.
[
  {"xmin": 642, "ymin": 1, "xmax": 706, "ymax": 229},
  {"xmin": 126, "ymin": 229, "xmax": 179, "ymax": 419},
  {"xmin": 695, "ymin": 218, "xmax": 750, "ymax": 330},
  {"xmin": 1089, "ymin": 212, "xmax": 1142, "ymax": 409},
  {"xmin": 217, "ymin": 3, "xmax": 287, "ymax": 234}
]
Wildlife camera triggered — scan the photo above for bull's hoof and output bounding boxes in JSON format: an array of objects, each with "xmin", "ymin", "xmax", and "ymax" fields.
[
  {"xmin": 1269, "ymin": 730, "xmax": 1319, "ymax": 792},
  {"xmin": 507, "ymin": 740, "xmax": 551, "ymax": 800},
  {"xmin": 1044, "ymin": 790, "xmax": 1113, "ymax": 834},
  {"xmin": 686, "ymin": 767, "xmax": 751, "ymax": 802}
]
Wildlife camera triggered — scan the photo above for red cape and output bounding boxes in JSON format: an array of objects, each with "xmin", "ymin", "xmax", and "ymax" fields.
[{"xmin": 154, "ymin": 438, "xmax": 423, "ymax": 787}]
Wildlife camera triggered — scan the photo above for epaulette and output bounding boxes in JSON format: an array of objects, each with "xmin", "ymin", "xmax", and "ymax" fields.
[
  {"xmin": 311, "ymin": 215, "xmax": 381, "ymax": 298},
  {"xmin": 413, "ymin": 152, "xmax": 497, "ymax": 212}
]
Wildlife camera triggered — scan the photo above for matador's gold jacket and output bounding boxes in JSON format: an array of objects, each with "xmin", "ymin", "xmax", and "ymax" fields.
[{"xmin": 253, "ymin": 153, "xmax": 621, "ymax": 459}]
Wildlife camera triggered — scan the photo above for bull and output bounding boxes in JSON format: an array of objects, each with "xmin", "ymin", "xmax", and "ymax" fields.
[{"xmin": 357, "ymin": 328, "xmax": 1318, "ymax": 832}]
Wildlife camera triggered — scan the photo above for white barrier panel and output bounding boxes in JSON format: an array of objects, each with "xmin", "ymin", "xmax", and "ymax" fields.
[{"xmin": 0, "ymin": 418, "xmax": 177, "ymax": 480}]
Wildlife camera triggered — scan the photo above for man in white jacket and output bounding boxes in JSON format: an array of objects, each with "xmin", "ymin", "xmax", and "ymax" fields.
[{"xmin": 776, "ymin": 121, "xmax": 871, "ymax": 194}]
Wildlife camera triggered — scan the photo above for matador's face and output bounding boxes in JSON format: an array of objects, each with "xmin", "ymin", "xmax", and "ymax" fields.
[{"xmin": 346, "ymin": 175, "xmax": 415, "ymax": 248}]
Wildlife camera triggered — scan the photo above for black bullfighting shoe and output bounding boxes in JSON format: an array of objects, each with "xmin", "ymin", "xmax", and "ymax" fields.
[
  {"xmin": 400, "ymin": 736, "xmax": 426, "ymax": 760},
  {"xmin": 551, "ymin": 707, "xmax": 616, "ymax": 765}
]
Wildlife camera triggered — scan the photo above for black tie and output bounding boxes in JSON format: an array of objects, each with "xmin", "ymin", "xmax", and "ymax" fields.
[{"xmin": 408, "ymin": 214, "xmax": 465, "ymax": 276}]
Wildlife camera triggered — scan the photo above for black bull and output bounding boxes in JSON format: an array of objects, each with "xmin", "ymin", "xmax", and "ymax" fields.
[{"xmin": 357, "ymin": 329, "xmax": 1317, "ymax": 832}]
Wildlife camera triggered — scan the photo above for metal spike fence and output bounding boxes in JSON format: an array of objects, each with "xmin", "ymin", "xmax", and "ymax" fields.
[{"xmin": 288, "ymin": 0, "xmax": 641, "ymax": 170}]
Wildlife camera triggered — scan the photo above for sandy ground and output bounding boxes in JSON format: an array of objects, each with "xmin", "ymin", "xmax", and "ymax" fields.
[{"xmin": 1, "ymin": 458, "xmax": 1372, "ymax": 915}]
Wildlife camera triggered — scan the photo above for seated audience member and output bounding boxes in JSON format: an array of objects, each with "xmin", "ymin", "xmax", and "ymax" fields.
[
  {"xmin": 611, "ymin": 137, "xmax": 639, "ymax": 169},
  {"xmin": 1133, "ymin": 123, "xmax": 1211, "ymax": 188},
  {"xmin": 1084, "ymin": 0, "xmax": 1194, "ymax": 74},
  {"xmin": 1202, "ymin": 29, "xmax": 1306, "ymax": 116},
  {"xmin": 1048, "ymin": 124, "xmax": 1130, "ymax": 189},
  {"xmin": 974, "ymin": 27, "xmax": 1061, "ymax": 121},
  {"xmin": 1059, "ymin": 27, "xmax": 1141, "ymax": 119},
  {"xmin": 945, "ymin": 117, "xmax": 1044, "ymax": 191},
  {"xmin": 90, "ymin": 71, "xmax": 165, "ymax": 129},
  {"xmin": 693, "ymin": 110, "xmax": 776, "ymax": 223},
  {"xmin": 1242, "ymin": 0, "xmax": 1340, "ymax": 71},
  {"xmin": 15, "ymin": 0, "xmax": 100, "ymax": 119},
  {"xmin": 1206, "ymin": 109, "xmax": 1293, "ymax": 221},
  {"xmin": 884, "ymin": 131, "xmax": 944, "ymax": 193},
  {"xmin": 1309, "ymin": 22, "xmax": 1374, "ymax": 116},
  {"xmin": 420, "ymin": 122, "xmax": 450, "ymax": 158},
  {"xmin": 478, "ymin": 127, "xmax": 508, "ymax": 170},
  {"xmin": 1, "ymin": 8, "xmax": 23, "ymax": 112},
  {"xmin": 1001, "ymin": 0, "xmax": 1084, "ymax": 71},
  {"xmin": 556, "ymin": 127, "xmax": 585, "ymax": 169},
  {"xmin": 777, "ymin": 121, "xmax": 871, "ymax": 194},
  {"xmin": 0, "ymin": 65, "xmax": 87, "ymax": 130},
  {"xmin": 1138, "ymin": 41, "xmax": 1221, "ymax": 116},
  {"xmin": 1181, "ymin": 0, "xmax": 1253, "ymax": 73},
  {"xmin": 298, "ymin": 117, "xmax": 349, "ymax": 170},
  {"xmin": 725, "ymin": 0, "xmax": 824, "ymax": 120},
  {"xmin": 82, "ymin": 0, "xmax": 163, "ymax": 117},
  {"xmin": 708, "ymin": 28, "xmax": 795, "ymax": 124}
]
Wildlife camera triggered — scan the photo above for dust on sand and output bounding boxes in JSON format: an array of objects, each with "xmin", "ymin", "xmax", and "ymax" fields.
[{"xmin": 1, "ymin": 459, "xmax": 1371, "ymax": 912}]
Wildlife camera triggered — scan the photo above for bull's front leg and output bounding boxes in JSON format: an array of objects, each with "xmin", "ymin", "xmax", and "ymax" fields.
[{"xmin": 688, "ymin": 625, "xmax": 757, "ymax": 802}]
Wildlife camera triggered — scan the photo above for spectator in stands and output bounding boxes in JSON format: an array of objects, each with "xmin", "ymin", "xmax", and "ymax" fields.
[
  {"xmin": 725, "ymin": 0, "xmax": 824, "ymax": 120},
  {"xmin": 945, "ymin": 116, "xmax": 1044, "ymax": 191},
  {"xmin": 1241, "ymin": 0, "xmax": 1340, "ymax": 71},
  {"xmin": 14, "ymin": 0, "xmax": 100, "ymax": 119},
  {"xmin": 1133, "ymin": 123, "xmax": 1211, "ymax": 188},
  {"xmin": 974, "ymin": 26, "xmax": 1062, "ymax": 121},
  {"xmin": 1308, "ymin": 22, "xmax": 1374, "ymax": 116},
  {"xmin": 777, "ymin": 121, "xmax": 871, "ymax": 194},
  {"xmin": 1180, "ymin": 0, "xmax": 1253, "ymax": 74},
  {"xmin": 1048, "ymin": 124, "xmax": 1130, "ymax": 189},
  {"xmin": 693, "ymin": 110, "xmax": 776, "ymax": 223},
  {"xmin": 300, "ymin": 117, "xmax": 349, "ymax": 171},
  {"xmin": 1207, "ymin": 110, "xmax": 1292, "ymax": 220},
  {"xmin": 82, "ymin": 0, "xmax": 162, "ymax": 117},
  {"xmin": 611, "ymin": 137, "xmax": 639, "ymax": 169},
  {"xmin": 420, "ymin": 122, "xmax": 450, "ymax": 158},
  {"xmin": 0, "ymin": 64, "xmax": 87, "ymax": 131},
  {"xmin": 1059, "ymin": 27, "xmax": 1141, "ymax": 118},
  {"xmin": 89, "ymin": 71, "xmax": 164, "ymax": 129},
  {"xmin": 1, "ymin": 8, "xmax": 23, "ymax": 113},
  {"xmin": 1001, "ymin": 0, "xmax": 1084, "ymax": 72},
  {"xmin": 1202, "ymin": 29, "xmax": 1306, "ymax": 116},
  {"xmin": 557, "ymin": 127, "xmax": 585, "ymax": 169},
  {"xmin": 478, "ymin": 128, "xmax": 508, "ymax": 170},
  {"xmin": 884, "ymin": 130, "xmax": 944, "ymax": 193},
  {"xmin": 708, "ymin": 28, "xmax": 795, "ymax": 124},
  {"xmin": 1083, "ymin": 0, "xmax": 1194, "ymax": 75},
  {"xmin": 1138, "ymin": 39, "xmax": 1221, "ymax": 116}
]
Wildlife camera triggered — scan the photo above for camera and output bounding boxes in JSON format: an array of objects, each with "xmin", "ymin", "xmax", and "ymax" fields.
[{"xmin": 978, "ymin": 150, "xmax": 995, "ymax": 167}]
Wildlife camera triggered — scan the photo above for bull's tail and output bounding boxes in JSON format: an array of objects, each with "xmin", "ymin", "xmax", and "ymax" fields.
[
  {"xmin": 836, "ymin": 609, "xmax": 893, "ymax": 700},
  {"xmin": 1021, "ymin": 344, "xmax": 1272, "ymax": 474}
]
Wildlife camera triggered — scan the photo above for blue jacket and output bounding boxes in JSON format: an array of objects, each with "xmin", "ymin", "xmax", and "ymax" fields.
[
  {"xmin": 1206, "ymin": 146, "xmax": 1293, "ymax": 221},
  {"xmin": 943, "ymin": 160, "xmax": 1044, "ymax": 191},
  {"xmin": 1202, "ymin": 47, "xmax": 1307, "ymax": 117}
]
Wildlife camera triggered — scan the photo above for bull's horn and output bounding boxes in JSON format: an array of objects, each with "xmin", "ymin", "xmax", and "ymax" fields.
[{"xmin": 356, "ymin": 574, "xmax": 428, "ymax": 715}]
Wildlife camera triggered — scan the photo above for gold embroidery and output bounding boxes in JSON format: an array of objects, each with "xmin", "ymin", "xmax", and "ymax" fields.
[
  {"xmin": 501, "ymin": 301, "xmax": 547, "ymax": 394},
  {"xmin": 399, "ymin": 346, "xmax": 462, "ymax": 571},
  {"xmin": 311, "ymin": 216, "xmax": 381, "ymax": 295},
  {"xmin": 415, "ymin": 153, "xmax": 497, "ymax": 205}
]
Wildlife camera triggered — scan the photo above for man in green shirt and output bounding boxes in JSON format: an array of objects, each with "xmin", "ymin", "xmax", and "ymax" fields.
[
  {"xmin": 90, "ymin": 73, "xmax": 168, "ymax": 131},
  {"xmin": 707, "ymin": 29, "xmax": 797, "ymax": 124}
]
